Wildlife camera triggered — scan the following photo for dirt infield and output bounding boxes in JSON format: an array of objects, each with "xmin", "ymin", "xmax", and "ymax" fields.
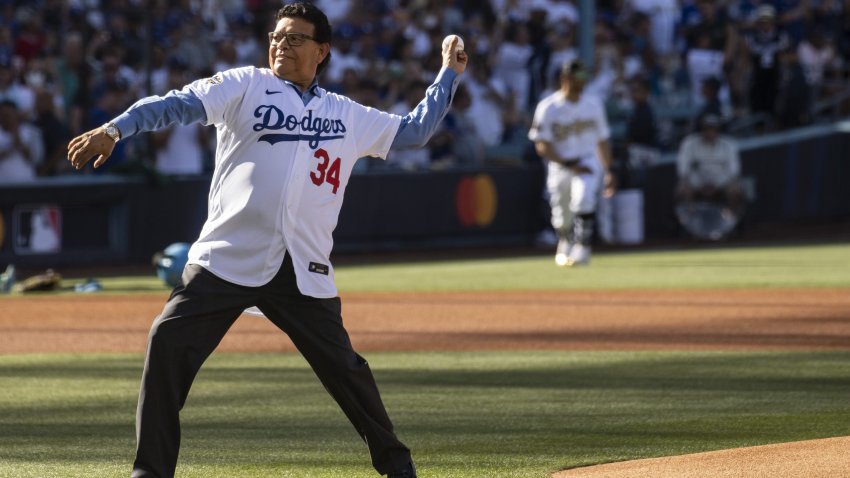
[
  {"xmin": 1, "ymin": 288, "xmax": 848, "ymax": 354},
  {"xmin": 1, "ymin": 288, "xmax": 848, "ymax": 476},
  {"xmin": 553, "ymin": 436, "xmax": 850, "ymax": 478}
]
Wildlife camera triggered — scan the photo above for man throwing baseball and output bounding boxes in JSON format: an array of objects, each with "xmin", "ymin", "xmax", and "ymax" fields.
[
  {"xmin": 529, "ymin": 60, "xmax": 613, "ymax": 266},
  {"xmin": 67, "ymin": 3, "xmax": 467, "ymax": 477}
]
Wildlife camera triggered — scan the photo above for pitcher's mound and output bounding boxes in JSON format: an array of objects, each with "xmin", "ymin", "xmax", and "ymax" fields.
[{"xmin": 553, "ymin": 436, "xmax": 850, "ymax": 478}]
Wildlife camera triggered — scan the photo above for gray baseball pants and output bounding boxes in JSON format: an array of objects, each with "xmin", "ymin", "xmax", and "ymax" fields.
[{"xmin": 131, "ymin": 254, "xmax": 411, "ymax": 477}]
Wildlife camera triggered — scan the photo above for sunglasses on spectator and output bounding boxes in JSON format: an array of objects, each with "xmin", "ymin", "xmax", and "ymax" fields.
[{"xmin": 268, "ymin": 31, "xmax": 316, "ymax": 47}]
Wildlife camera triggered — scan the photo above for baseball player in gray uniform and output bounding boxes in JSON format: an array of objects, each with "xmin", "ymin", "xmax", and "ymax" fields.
[
  {"xmin": 529, "ymin": 60, "xmax": 613, "ymax": 266},
  {"xmin": 66, "ymin": 3, "xmax": 467, "ymax": 477}
]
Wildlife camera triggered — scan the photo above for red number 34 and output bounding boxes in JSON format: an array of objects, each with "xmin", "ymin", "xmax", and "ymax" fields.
[{"xmin": 310, "ymin": 148, "xmax": 341, "ymax": 194}]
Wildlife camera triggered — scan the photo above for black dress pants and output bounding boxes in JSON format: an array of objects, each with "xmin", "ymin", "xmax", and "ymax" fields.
[{"xmin": 131, "ymin": 254, "xmax": 411, "ymax": 477}]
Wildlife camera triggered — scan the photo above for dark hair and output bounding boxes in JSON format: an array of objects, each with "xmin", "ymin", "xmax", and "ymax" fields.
[
  {"xmin": 561, "ymin": 59, "xmax": 588, "ymax": 79},
  {"xmin": 701, "ymin": 76, "xmax": 721, "ymax": 91},
  {"xmin": 630, "ymin": 74, "xmax": 651, "ymax": 91},
  {"xmin": 276, "ymin": 2, "xmax": 332, "ymax": 77},
  {"xmin": 701, "ymin": 114, "xmax": 722, "ymax": 129}
]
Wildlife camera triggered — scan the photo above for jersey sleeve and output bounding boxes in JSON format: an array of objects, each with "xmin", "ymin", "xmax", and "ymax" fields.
[
  {"xmin": 112, "ymin": 88, "xmax": 206, "ymax": 138},
  {"xmin": 391, "ymin": 67, "xmax": 460, "ymax": 149},
  {"xmin": 187, "ymin": 67, "xmax": 252, "ymax": 127},
  {"xmin": 528, "ymin": 99, "xmax": 552, "ymax": 143},
  {"xmin": 351, "ymin": 102, "xmax": 403, "ymax": 159}
]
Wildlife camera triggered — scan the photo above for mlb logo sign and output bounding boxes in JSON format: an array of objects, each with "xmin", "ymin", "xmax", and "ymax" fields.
[{"xmin": 14, "ymin": 205, "xmax": 62, "ymax": 254}]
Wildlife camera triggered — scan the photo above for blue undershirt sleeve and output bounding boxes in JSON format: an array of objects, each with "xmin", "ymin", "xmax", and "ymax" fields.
[
  {"xmin": 391, "ymin": 67, "xmax": 461, "ymax": 149},
  {"xmin": 111, "ymin": 88, "xmax": 208, "ymax": 140}
]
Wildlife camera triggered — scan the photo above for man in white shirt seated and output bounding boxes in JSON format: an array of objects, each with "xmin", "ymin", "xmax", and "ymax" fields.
[{"xmin": 675, "ymin": 114, "xmax": 744, "ymax": 213}]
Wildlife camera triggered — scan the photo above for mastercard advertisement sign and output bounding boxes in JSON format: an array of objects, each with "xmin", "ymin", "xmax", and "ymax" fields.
[{"xmin": 455, "ymin": 174, "xmax": 497, "ymax": 228}]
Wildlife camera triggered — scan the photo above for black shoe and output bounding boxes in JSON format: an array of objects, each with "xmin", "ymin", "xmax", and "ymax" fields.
[{"xmin": 387, "ymin": 460, "xmax": 417, "ymax": 478}]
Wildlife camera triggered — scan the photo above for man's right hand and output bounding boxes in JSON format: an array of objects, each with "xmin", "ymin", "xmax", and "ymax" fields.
[
  {"xmin": 442, "ymin": 36, "xmax": 468, "ymax": 75},
  {"xmin": 67, "ymin": 126, "xmax": 116, "ymax": 170}
]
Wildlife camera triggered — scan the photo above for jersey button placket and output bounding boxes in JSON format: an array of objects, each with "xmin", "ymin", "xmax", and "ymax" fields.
[
  {"xmin": 286, "ymin": 151, "xmax": 301, "ymax": 215},
  {"xmin": 285, "ymin": 116, "xmax": 309, "ymax": 218}
]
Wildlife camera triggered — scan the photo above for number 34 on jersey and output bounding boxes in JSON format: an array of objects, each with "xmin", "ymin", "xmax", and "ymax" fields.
[{"xmin": 310, "ymin": 147, "xmax": 341, "ymax": 194}]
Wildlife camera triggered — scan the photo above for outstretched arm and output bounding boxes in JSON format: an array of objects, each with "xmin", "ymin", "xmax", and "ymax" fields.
[
  {"xmin": 597, "ymin": 139, "xmax": 615, "ymax": 196},
  {"xmin": 391, "ymin": 35, "xmax": 468, "ymax": 149},
  {"xmin": 67, "ymin": 88, "xmax": 207, "ymax": 170}
]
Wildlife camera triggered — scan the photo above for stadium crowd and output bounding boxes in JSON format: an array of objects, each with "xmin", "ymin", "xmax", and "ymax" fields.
[{"xmin": 0, "ymin": 0, "xmax": 848, "ymax": 181}]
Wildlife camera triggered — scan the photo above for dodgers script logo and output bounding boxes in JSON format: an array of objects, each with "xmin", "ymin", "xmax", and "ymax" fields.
[{"xmin": 253, "ymin": 105, "xmax": 346, "ymax": 149}]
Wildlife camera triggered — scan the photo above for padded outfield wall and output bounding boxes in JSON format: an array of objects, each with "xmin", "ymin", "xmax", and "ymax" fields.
[{"xmin": 0, "ymin": 123, "xmax": 848, "ymax": 268}]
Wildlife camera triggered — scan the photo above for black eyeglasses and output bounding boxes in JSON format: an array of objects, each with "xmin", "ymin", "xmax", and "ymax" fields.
[{"xmin": 268, "ymin": 31, "xmax": 316, "ymax": 47}]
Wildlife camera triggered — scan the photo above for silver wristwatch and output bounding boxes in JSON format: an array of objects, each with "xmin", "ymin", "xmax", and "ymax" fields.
[{"xmin": 103, "ymin": 123, "xmax": 121, "ymax": 142}]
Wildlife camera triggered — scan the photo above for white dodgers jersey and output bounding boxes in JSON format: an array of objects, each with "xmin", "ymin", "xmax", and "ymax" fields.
[
  {"xmin": 528, "ymin": 91, "xmax": 610, "ymax": 169},
  {"xmin": 186, "ymin": 66, "xmax": 401, "ymax": 297}
]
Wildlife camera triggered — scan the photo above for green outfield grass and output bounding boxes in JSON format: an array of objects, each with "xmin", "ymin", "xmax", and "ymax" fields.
[
  {"xmin": 334, "ymin": 242, "xmax": 850, "ymax": 292},
  {"xmin": 27, "ymin": 241, "xmax": 850, "ymax": 295},
  {"xmin": 1, "ymin": 351, "xmax": 849, "ymax": 478},
  {"xmin": 1, "ymin": 242, "xmax": 848, "ymax": 477}
]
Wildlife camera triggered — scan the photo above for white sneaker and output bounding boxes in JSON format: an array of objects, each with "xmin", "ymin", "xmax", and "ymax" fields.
[
  {"xmin": 566, "ymin": 244, "xmax": 591, "ymax": 266},
  {"xmin": 554, "ymin": 238, "xmax": 572, "ymax": 267}
]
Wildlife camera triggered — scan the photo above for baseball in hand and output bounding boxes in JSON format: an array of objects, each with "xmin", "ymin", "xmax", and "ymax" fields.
[{"xmin": 442, "ymin": 34, "xmax": 464, "ymax": 53}]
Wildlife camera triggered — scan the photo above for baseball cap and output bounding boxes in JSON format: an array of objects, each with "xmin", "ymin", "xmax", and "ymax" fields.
[
  {"xmin": 701, "ymin": 114, "xmax": 722, "ymax": 128},
  {"xmin": 529, "ymin": 0, "xmax": 550, "ymax": 11},
  {"xmin": 562, "ymin": 59, "xmax": 589, "ymax": 81},
  {"xmin": 702, "ymin": 76, "xmax": 721, "ymax": 89},
  {"xmin": 755, "ymin": 4, "xmax": 776, "ymax": 20}
]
